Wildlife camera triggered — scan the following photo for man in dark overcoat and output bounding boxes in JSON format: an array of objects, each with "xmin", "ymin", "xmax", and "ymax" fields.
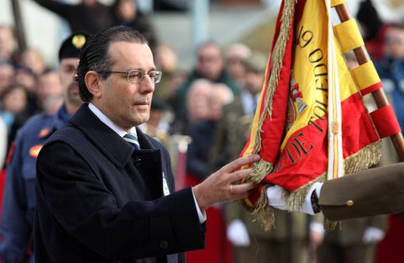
[{"xmin": 34, "ymin": 26, "xmax": 259, "ymax": 263}]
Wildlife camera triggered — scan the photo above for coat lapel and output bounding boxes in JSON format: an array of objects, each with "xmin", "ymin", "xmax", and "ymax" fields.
[{"xmin": 69, "ymin": 104, "xmax": 165, "ymax": 198}]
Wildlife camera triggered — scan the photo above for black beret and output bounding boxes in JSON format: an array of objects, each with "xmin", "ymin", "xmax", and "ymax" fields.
[{"xmin": 58, "ymin": 33, "xmax": 89, "ymax": 61}]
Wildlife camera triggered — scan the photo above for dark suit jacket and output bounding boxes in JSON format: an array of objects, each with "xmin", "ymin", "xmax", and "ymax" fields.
[
  {"xmin": 35, "ymin": 104, "xmax": 205, "ymax": 263},
  {"xmin": 319, "ymin": 162, "xmax": 404, "ymax": 221}
]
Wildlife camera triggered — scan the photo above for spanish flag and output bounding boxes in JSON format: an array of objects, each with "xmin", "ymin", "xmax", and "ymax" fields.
[{"xmin": 241, "ymin": 0, "xmax": 398, "ymax": 228}]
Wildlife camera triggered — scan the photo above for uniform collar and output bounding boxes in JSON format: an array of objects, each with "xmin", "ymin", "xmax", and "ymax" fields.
[
  {"xmin": 39, "ymin": 104, "xmax": 73, "ymax": 139},
  {"xmin": 57, "ymin": 104, "xmax": 73, "ymax": 124}
]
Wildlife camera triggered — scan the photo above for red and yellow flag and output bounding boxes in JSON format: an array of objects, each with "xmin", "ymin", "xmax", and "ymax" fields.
[{"xmin": 241, "ymin": 0, "xmax": 384, "ymax": 225}]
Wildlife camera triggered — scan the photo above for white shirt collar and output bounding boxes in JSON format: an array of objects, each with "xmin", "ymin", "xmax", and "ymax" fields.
[{"xmin": 88, "ymin": 103, "xmax": 137, "ymax": 138}]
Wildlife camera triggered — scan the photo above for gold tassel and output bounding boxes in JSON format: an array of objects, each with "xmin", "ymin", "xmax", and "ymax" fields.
[
  {"xmin": 251, "ymin": 185, "xmax": 276, "ymax": 231},
  {"xmin": 246, "ymin": 160, "xmax": 274, "ymax": 183}
]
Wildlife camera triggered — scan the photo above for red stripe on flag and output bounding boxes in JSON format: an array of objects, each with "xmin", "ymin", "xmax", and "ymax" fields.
[
  {"xmin": 341, "ymin": 92, "xmax": 379, "ymax": 158},
  {"xmin": 259, "ymin": 92, "xmax": 379, "ymax": 191}
]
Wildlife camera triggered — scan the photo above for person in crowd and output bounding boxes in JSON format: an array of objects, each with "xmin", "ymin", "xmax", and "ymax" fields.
[
  {"xmin": 0, "ymin": 25, "xmax": 17, "ymax": 62},
  {"xmin": 185, "ymin": 83, "xmax": 234, "ymax": 263},
  {"xmin": 315, "ymin": 51, "xmax": 390, "ymax": 263},
  {"xmin": 318, "ymin": 215, "xmax": 386, "ymax": 263},
  {"xmin": 210, "ymin": 52, "xmax": 265, "ymax": 170},
  {"xmin": 0, "ymin": 32, "xmax": 88, "ymax": 263},
  {"xmin": 155, "ymin": 44, "xmax": 180, "ymax": 100},
  {"xmin": 0, "ymin": 117, "xmax": 7, "ymax": 168},
  {"xmin": 139, "ymin": 97, "xmax": 172, "ymax": 146},
  {"xmin": 19, "ymin": 48, "xmax": 45, "ymax": 76},
  {"xmin": 0, "ymin": 85, "xmax": 28, "ymax": 131},
  {"xmin": 32, "ymin": 0, "xmax": 113, "ymax": 34},
  {"xmin": 8, "ymin": 67, "xmax": 42, "ymax": 152},
  {"xmin": 186, "ymin": 83, "xmax": 233, "ymax": 182},
  {"xmin": 34, "ymin": 26, "xmax": 258, "ymax": 262},
  {"xmin": 1, "ymin": 86, "xmax": 28, "ymax": 119},
  {"xmin": 376, "ymin": 23, "xmax": 404, "ymax": 134},
  {"xmin": 210, "ymin": 52, "xmax": 324, "ymax": 263},
  {"xmin": 112, "ymin": 0, "xmax": 157, "ymax": 52},
  {"xmin": 170, "ymin": 41, "xmax": 240, "ymax": 118},
  {"xmin": 37, "ymin": 68, "xmax": 64, "ymax": 113},
  {"xmin": 15, "ymin": 66, "xmax": 38, "ymax": 93},
  {"xmin": 14, "ymin": 66, "xmax": 40, "ymax": 113},
  {"xmin": 356, "ymin": 0, "xmax": 385, "ymax": 60},
  {"xmin": 172, "ymin": 79, "xmax": 212, "ymax": 133},
  {"xmin": 209, "ymin": 83, "xmax": 234, "ymax": 121},
  {"xmin": 186, "ymin": 79, "xmax": 213, "ymax": 122},
  {"xmin": 0, "ymin": 62, "xmax": 15, "ymax": 96},
  {"xmin": 0, "ymin": 84, "xmax": 34, "ymax": 152},
  {"xmin": 225, "ymin": 43, "xmax": 251, "ymax": 87},
  {"xmin": 157, "ymin": 44, "xmax": 178, "ymax": 77}
]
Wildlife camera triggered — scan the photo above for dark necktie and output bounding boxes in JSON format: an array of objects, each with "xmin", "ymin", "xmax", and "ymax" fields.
[{"xmin": 123, "ymin": 133, "xmax": 140, "ymax": 150}]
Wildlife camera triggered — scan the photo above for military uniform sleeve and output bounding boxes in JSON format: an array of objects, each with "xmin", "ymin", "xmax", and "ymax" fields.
[
  {"xmin": 319, "ymin": 163, "xmax": 404, "ymax": 221},
  {"xmin": 36, "ymin": 141, "xmax": 205, "ymax": 260},
  {"xmin": 0, "ymin": 135, "xmax": 31, "ymax": 263}
]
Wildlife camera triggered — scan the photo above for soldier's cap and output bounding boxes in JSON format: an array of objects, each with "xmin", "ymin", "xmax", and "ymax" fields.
[
  {"xmin": 244, "ymin": 52, "xmax": 267, "ymax": 73},
  {"xmin": 58, "ymin": 33, "xmax": 90, "ymax": 61}
]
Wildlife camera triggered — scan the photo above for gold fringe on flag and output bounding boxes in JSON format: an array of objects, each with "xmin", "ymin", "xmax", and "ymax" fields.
[
  {"xmin": 344, "ymin": 140, "xmax": 382, "ymax": 175},
  {"xmin": 251, "ymin": 141, "xmax": 381, "ymax": 230},
  {"xmin": 251, "ymin": 185, "xmax": 276, "ymax": 231},
  {"xmin": 246, "ymin": 0, "xmax": 296, "ymax": 184},
  {"xmin": 244, "ymin": 0, "xmax": 296, "ymax": 230}
]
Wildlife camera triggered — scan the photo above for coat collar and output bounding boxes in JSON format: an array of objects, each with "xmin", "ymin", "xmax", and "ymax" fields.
[{"xmin": 69, "ymin": 104, "xmax": 157, "ymax": 168}]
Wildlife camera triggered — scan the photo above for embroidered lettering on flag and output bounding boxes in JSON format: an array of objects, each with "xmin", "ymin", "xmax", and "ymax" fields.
[{"xmin": 240, "ymin": 0, "xmax": 381, "ymax": 228}]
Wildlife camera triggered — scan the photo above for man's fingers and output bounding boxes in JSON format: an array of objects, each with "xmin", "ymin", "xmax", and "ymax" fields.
[
  {"xmin": 228, "ymin": 168, "xmax": 252, "ymax": 184},
  {"xmin": 221, "ymin": 154, "xmax": 260, "ymax": 173},
  {"xmin": 230, "ymin": 182, "xmax": 255, "ymax": 196}
]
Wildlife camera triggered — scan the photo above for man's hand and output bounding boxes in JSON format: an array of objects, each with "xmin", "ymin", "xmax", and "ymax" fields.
[{"xmin": 193, "ymin": 154, "xmax": 260, "ymax": 211}]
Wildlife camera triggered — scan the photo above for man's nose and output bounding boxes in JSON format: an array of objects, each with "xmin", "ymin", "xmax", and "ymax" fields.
[{"xmin": 139, "ymin": 75, "xmax": 155, "ymax": 93}]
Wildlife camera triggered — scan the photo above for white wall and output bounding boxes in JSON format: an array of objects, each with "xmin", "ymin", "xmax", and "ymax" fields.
[
  {"xmin": 0, "ymin": 0, "xmax": 61, "ymax": 66},
  {"xmin": 0, "ymin": 0, "xmax": 113, "ymax": 67}
]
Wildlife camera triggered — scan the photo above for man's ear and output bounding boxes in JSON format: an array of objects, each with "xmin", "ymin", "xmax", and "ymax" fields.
[{"xmin": 84, "ymin": 71, "xmax": 103, "ymax": 99}]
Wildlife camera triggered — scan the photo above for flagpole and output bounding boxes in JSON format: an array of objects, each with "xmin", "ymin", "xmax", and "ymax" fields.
[
  {"xmin": 10, "ymin": 0, "xmax": 26, "ymax": 52},
  {"xmin": 334, "ymin": 3, "xmax": 404, "ymax": 162}
]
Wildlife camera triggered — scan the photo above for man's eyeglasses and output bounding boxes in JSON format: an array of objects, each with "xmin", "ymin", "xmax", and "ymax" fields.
[{"xmin": 97, "ymin": 69, "xmax": 162, "ymax": 84}]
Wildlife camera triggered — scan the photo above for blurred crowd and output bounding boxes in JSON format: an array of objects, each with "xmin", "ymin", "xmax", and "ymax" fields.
[{"xmin": 0, "ymin": 0, "xmax": 403, "ymax": 262}]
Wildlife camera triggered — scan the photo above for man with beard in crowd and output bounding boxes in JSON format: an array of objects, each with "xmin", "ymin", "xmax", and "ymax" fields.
[{"xmin": 0, "ymin": 32, "xmax": 88, "ymax": 263}]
